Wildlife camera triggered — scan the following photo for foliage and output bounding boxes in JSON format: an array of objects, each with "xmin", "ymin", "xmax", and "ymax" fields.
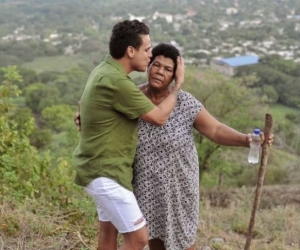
[
  {"xmin": 24, "ymin": 54, "xmax": 98, "ymax": 74},
  {"xmin": 50, "ymin": 66, "xmax": 88, "ymax": 105},
  {"xmin": 41, "ymin": 104, "xmax": 74, "ymax": 132},
  {"xmin": 0, "ymin": 66, "xmax": 77, "ymax": 202},
  {"xmin": 184, "ymin": 68, "xmax": 267, "ymax": 185},
  {"xmin": 25, "ymin": 82, "xmax": 62, "ymax": 113},
  {"xmin": 1, "ymin": 0, "xmax": 300, "ymax": 70},
  {"xmin": 0, "ymin": 66, "xmax": 41, "ymax": 199},
  {"xmin": 235, "ymin": 56, "xmax": 300, "ymax": 109},
  {"xmin": 29, "ymin": 127, "xmax": 52, "ymax": 149}
]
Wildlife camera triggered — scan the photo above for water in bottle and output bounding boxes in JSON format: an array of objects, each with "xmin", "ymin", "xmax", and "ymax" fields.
[{"xmin": 248, "ymin": 128, "xmax": 261, "ymax": 164}]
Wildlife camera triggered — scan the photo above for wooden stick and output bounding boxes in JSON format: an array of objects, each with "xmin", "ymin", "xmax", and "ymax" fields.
[{"xmin": 244, "ymin": 113, "xmax": 273, "ymax": 250}]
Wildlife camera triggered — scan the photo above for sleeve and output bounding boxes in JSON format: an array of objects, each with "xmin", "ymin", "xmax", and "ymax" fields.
[
  {"xmin": 112, "ymin": 78, "xmax": 155, "ymax": 119},
  {"xmin": 180, "ymin": 91, "xmax": 204, "ymax": 124}
]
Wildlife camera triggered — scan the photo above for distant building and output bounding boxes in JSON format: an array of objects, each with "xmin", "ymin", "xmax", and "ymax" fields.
[
  {"xmin": 128, "ymin": 13, "xmax": 146, "ymax": 22},
  {"xmin": 49, "ymin": 33, "xmax": 59, "ymax": 39},
  {"xmin": 210, "ymin": 55, "xmax": 260, "ymax": 76},
  {"xmin": 153, "ymin": 11, "xmax": 173, "ymax": 23},
  {"xmin": 226, "ymin": 7, "xmax": 238, "ymax": 15}
]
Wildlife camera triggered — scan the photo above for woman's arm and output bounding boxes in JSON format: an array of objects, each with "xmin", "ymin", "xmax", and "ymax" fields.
[
  {"xmin": 193, "ymin": 107, "xmax": 250, "ymax": 147},
  {"xmin": 193, "ymin": 108, "xmax": 274, "ymax": 147}
]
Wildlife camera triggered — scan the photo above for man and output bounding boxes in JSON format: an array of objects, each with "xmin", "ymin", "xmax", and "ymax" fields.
[{"xmin": 73, "ymin": 20, "xmax": 184, "ymax": 250}]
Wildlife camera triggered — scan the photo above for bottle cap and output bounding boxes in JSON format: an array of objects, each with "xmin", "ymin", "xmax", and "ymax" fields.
[{"xmin": 253, "ymin": 128, "xmax": 260, "ymax": 135}]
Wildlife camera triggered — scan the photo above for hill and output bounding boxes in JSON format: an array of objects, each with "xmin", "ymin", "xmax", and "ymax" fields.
[{"xmin": 1, "ymin": 185, "xmax": 300, "ymax": 249}]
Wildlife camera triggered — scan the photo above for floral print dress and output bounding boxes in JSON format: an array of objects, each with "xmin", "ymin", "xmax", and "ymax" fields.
[{"xmin": 133, "ymin": 91, "xmax": 203, "ymax": 250}]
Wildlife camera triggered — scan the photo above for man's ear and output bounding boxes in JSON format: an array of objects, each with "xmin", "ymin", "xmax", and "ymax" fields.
[{"xmin": 127, "ymin": 46, "xmax": 135, "ymax": 58}]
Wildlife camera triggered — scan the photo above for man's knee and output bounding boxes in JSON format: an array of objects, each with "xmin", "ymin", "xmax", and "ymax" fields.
[
  {"xmin": 135, "ymin": 229, "xmax": 148, "ymax": 247},
  {"xmin": 122, "ymin": 226, "xmax": 148, "ymax": 250}
]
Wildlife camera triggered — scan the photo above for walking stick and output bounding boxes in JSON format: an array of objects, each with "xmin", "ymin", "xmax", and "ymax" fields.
[{"xmin": 244, "ymin": 113, "xmax": 273, "ymax": 250}]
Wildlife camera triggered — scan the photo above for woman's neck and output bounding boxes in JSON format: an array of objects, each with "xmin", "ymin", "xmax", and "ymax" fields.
[{"xmin": 141, "ymin": 83, "xmax": 170, "ymax": 105}]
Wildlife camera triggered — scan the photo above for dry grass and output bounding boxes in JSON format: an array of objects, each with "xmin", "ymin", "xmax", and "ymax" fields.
[
  {"xmin": 1, "ymin": 185, "xmax": 300, "ymax": 250},
  {"xmin": 197, "ymin": 185, "xmax": 300, "ymax": 249},
  {"xmin": 0, "ymin": 198, "xmax": 98, "ymax": 250}
]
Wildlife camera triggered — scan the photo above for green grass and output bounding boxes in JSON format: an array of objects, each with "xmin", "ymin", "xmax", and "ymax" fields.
[
  {"xmin": 22, "ymin": 54, "xmax": 149, "ymax": 83},
  {"xmin": 22, "ymin": 53, "xmax": 103, "ymax": 73},
  {"xmin": 267, "ymin": 104, "xmax": 300, "ymax": 122}
]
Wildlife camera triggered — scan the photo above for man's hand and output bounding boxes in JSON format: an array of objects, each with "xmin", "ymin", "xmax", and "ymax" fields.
[
  {"xmin": 172, "ymin": 56, "xmax": 185, "ymax": 93},
  {"xmin": 74, "ymin": 101, "xmax": 81, "ymax": 131}
]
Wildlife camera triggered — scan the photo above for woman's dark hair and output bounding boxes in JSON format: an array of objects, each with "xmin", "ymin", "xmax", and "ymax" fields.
[
  {"xmin": 149, "ymin": 43, "xmax": 180, "ymax": 77},
  {"xmin": 109, "ymin": 20, "xmax": 150, "ymax": 59}
]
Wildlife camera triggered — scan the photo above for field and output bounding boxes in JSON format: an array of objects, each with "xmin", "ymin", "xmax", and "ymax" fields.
[
  {"xmin": 267, "ymin": 104, "xmax": 299, "ymax": 122},
  {"xmin": 12, "ymin": 54, "xmax": 300, "ymax": 250},
  {"xmin": 1, "ymin": 185, "xmax": 300, "ymax": 250},
  {"xmin": 22, "ymin": 53, "xmax": 101, "ymax": 73}
]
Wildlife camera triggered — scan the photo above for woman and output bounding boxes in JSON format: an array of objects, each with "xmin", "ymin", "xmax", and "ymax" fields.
[{"xmin": 132, "ymin": 43, "xmax": 273, "ymax": 250}]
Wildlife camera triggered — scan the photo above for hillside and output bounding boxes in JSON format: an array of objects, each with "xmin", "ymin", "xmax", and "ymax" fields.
[
  {"xmin": 1, "ymin": 185, "xmax": 300, "ymax": 249},
  {"xmin": 0, "ymin": 1, "xmax": 300, "ymax": 249}
]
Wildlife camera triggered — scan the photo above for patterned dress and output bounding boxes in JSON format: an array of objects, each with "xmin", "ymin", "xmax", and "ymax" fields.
[{"xmin": 133, "ymin": 91, "xmax": 203, "ymax": 250}]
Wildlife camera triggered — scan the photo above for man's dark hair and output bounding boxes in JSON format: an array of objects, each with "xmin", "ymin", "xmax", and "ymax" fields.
[
  {"xmin": 149, "ymin": 43, "xmax": 180, "ymax": 77},
  {"xmin": 109, "ymin": 20, "xmax": 150, "ymax": 59}
]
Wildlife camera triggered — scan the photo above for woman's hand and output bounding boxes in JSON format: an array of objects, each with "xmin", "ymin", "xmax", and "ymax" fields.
[{"xmin": 246, "ymin": 132, "xmax": 274, "ymax": 147}]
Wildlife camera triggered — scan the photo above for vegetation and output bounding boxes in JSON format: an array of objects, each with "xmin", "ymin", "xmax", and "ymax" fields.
[
  {"xmin": 1, "ymin": 186, "xmax": 300, "ymax": 249},
  {"xmin": 1, "ymin": 59, "xmax": 299, "ymax": 250},
  {"xmin": 0, "ymin": 0, "xmax": 299, "ymax": 249},
  {"xmin": 236, "ymin": 55, "xmax": 300, "ymax": 109},
  {"xmin": 1, "ymin": 0, "xmax": 300, "ymax": 69}
]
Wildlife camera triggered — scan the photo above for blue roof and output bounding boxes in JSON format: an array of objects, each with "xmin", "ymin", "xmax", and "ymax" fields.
[{"xmin": 219, "ymin": 55, "xmax": 260, "ymax": 67}]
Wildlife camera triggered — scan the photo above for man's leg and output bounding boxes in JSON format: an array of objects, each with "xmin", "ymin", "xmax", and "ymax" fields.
[
  {"xmin": 84, "ymin": 177, "xmax": 148, "ymax": 250},
  {"xmin": 119, "ymin": 225, "xmax": 148, "ymax": 250},
  {"xmin": 98, "ymin": 221, "xmax": 118, "ymax": 250}
]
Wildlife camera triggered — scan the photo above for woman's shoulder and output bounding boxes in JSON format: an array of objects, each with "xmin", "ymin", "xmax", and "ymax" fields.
[
  {"xmin": 178, "ymin": 90, "xmax": 203, "ymax": 107},
  {"xmin": 178, "ymin": 90, "xmax": 196, "ymax": 100},
  {"xmin": 137, "ymin": 83, "xmax": 148, "ymax": 92}
]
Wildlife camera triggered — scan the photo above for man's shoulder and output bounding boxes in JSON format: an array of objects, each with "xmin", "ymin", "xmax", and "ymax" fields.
[
  {"xmin": 100, "ymin": 55, "xmax": 128, "ymax": 79},
  {"xmin": 89, "ymin": 63, "xmax": 131, "ymax": 86}
]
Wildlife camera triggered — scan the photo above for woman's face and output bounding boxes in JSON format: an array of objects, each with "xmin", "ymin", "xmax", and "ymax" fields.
[{"xmin": 148, "ymin": 55, "xmax": 175, "ymax": 89}]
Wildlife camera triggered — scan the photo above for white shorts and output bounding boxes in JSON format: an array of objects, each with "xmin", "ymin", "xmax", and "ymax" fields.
[{"xmin": 84, "ymin": 177, "xmax": 146, "ymax": 233}]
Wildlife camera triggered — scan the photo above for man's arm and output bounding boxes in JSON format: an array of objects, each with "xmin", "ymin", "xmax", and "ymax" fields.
[{"xmin": 74, "ymin": 57, "xmax": 185, "ymax": 129}]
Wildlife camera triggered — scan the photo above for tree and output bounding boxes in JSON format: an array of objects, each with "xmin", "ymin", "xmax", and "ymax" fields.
[
  {"xmin": 184, "ymin": 68, "xmax": 266, "ymax": 186},
  {"xmin": 235, "ymin": 58, "xmax": 300, "ymax": 108},
  {"xmin": 25, "ymin": 83, "xmax": 61, "ymax": 113},
  {"xmin": 29, "ymin": 127, "xmax": 52, "ymax": 149},
  {"xmin": 41, "ymin": 104, "xmax": 74, "ymax": 132},
  {"xmin": 0, "ymin": 66, "xmax": 50, "ymax": 199},
  {"xmin": 51, "ymin": 67, "xmax": 88, "ymax": 105},
  {"xmin": 0, "ymin": 66, "xmax": 79, "ymax": 202},
  {"xmin": 0, "ymin": 53, "xmax": 22, "ymax": 68},
  {"xmin": 17, "ymin": 67, "xmax": 39, "ymax": 90}
]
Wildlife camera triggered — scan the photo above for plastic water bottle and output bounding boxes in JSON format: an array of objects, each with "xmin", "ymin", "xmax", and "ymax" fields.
[{"xmin": 248, "ymin": 128, "xmax": 261, "ymax": 164}]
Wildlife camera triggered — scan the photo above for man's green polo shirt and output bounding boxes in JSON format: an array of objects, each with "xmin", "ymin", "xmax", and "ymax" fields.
[{"xmin": 73, "ymin": 55, "xmax": 154, "ymax": 191}]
